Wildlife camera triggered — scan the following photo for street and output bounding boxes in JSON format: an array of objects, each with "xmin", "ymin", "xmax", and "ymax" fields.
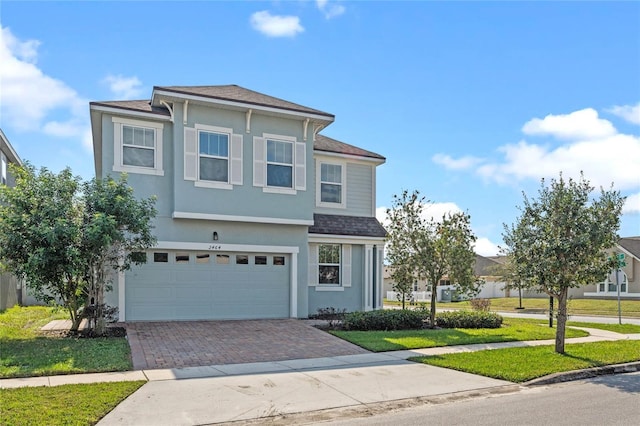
[{"xmin": 323, "ymin": 372, "xmax": 640, "ymax": 426}]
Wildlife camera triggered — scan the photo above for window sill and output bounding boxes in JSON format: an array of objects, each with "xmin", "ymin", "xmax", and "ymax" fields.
[
  {"xmin": 195, "ymin": 181, "xmax": 233, "ymax": 190},
  {"xmin": 314, "ymin": 285, "xmax": 344, "ymax": 292},
  {"xmin": 113, "ymin": 165, "xmax": 164, "ymax": 176},
  {"xmin": 263, "ymin": 187, "xmax": 297, "ymax": 195},
  {"xmin": 316, "ymin": 201, "xmax": 347, "ymax": 209}
]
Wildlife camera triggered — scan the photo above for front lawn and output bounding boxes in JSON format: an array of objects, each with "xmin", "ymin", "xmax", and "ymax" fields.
[
  {"xmin": 412, "ymin": 340, "xmax": 640, "ymax": 382},
  {"xmin": 0, "ymin": 306, "xmax": 132, "ymax": 378},
  {"xmin": 329, "ymin": 317, "xmax": 588, "ymax": 352},
  {"xmin": 0, "ymin": 381, "xmax": 145, "ymax": 426}
]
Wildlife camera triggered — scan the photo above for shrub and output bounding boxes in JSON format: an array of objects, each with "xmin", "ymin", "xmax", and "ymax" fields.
[
  {"xmin": 436, "ymin": 310, "xmax": 503, "ymax": 329},
  {"xmin": 342, "ymin": 309, "xmax": 424, "ymax": 331},
  {"xmin": 310, "ymin": 307, "xmax": 347, "ymax": 328},
  {"xmin": 470, "ymin": 298, "xmax": 491, "ymax": 312}
]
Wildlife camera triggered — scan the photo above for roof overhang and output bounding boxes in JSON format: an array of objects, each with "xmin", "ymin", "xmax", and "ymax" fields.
[{"xmin": 0, "ymin": 129, "xmax": 22, "ymax": 165}]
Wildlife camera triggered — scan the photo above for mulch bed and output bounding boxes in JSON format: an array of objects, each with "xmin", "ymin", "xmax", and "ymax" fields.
[{"xmin": 39, "ymin": 326, "xmax": 126, "ymax": 339}]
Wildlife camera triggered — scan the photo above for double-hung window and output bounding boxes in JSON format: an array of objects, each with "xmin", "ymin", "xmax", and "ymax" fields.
[
  {"xmin": 199, "ymin": 131, "xmax": 229, "ymax": 183},
  {"xmin": 318, "ymin": 244, "xmax": 341, "ymax": 285},
  {"xmin": 113, "ymin": 117, "xmax": 164, "ymax": 176},
  {"xmin": 266, "ymin": 139, "xmax": 293, "ymax": 188},
  {"xmin": 317, "ymin": 162, "xmax": 346, "ymax": 208}
]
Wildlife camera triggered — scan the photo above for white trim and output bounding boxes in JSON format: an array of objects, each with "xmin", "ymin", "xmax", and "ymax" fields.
[
  {"xmin": 183, "ymin": 100, "xmax": 189, "ymax": 125},
  {"xmin": 313, "ymin": 150, "xmax": 385, "ymax": 165},
  {"xmin": 316, "ymin": 160, "xmax": 347, "ymax": 209},
  {"xmin": 155, "ymin": 240, "xmax": 299, "ymax": 254},
  {"xmin": 365, "ymin": 245, "xmax": 373, "ymax": 311},
  {"xmin": 246, "ymin": 109, "xmax": 252, "ymax": 133},
  {"xmin": 90, "ymin": 104, "xmax": 172, "ymax": 121},
  {"xmin": 159, "ymin": 100, "xmax": 174, "ymax": 122},
  {"xmin": 172, "ymin": 210, "xmax": 314, "ymax": 226},
  {"xmin": 372, "ymin": 166, "xmax": 377, "ymax": 217},
  {"xmin": 315, "ymin": 286, "xmax": 344, "ymax": 292},
  {"xmin": 195, "ymin": 123, "xmax": 233, "ymax": 134},
  {"xmin": 263, "ymin": 187, "xmax": 297, "ymax": 195},
  {"xmin": 194, "ymin": 181, "xmax": 233, "ymax": 190},
  {"xmin": 152, "ymin": 89, "xmax": 335, "ymax": 123},
  {"xmin": 112, "ymin": 117, "xmax": 164, "ymax": 176},
  {"xmin": 376, "ymin": 245, "xmax": 384, "ymax": 309},
  {"xmin": 584, "ymin": 292, "xmax": 639, "ymax": 298},
  {"xmin": 263, "ymin": 132, "xmax": 297, "ymax": 142},
  {"xmin": 308, "ymin": 234, "xmax": 386, "ymax": 245},
  {"xmin": 290, "ymin": 252, "xmax": 298, "ymax": 317}
]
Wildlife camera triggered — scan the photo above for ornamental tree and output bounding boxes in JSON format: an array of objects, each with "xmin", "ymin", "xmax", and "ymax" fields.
[
  {"xmin": 386, "ymin": 190, "xmax": 480, "ymax": 326},
  {"xmin": 0, "ymin": 164, "xmax": 156, "ymax": 333},
  {"xmin": 502, "ymin": 173, "xmax": 624, "ymax": 353}
]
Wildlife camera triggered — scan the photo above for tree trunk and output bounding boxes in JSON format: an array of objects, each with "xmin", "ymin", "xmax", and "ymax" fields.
[
  {"xmin": 430, "ymin": 284, "xmax": 437, "ymax": 328},
  {"xmin": 555, "ymin": 287, "xmax": 568, "ymax": 354},
  {"xmin": 518, "ymin": 286, "xmax": 523, "ymax": 309}
]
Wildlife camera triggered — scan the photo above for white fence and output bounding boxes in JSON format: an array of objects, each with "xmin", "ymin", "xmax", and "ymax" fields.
[{"xmin": 386, "ymin": 291, "xmax": 432, "ymax": 302}]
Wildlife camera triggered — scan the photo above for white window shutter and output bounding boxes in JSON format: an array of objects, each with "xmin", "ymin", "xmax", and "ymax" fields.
[
  {"xmin": 294, "ymin": 141, "xmax": 306, "ymax": 191},
  {"xmin": 184, "ymin": 127, "xmax": 197, "ymax": 181},
  {"xmin": 113, "ymin": 122, "xmax": 122, "ymax": 169},
  {"xmin": 342, "ymin": 244, "xmax": 352, "ymax": 287},
  {"xmin": 230, "ymin": 133, "xmax": 243, "ymax": 185},
  {"xmin": 253, "ymin": 137, "xmax": 265, "ymax": 187},
  {"xmin": 308, "ymin": 244, "xmax": 318, "ymax": 286}
]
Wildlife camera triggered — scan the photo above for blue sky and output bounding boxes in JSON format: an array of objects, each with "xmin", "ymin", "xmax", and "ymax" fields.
[{"xmin": 1, "ymin": 1, "xmax": 639, "ymax": 255}]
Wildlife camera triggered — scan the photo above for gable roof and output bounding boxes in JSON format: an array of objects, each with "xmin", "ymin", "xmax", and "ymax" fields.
[
  {"xmin": 0, "ymin": 129, "xmax": 22, "ymax": 165},
  {"xmin": 618, "ymin": 237, "xmax": 640, "ymax": 259},
  {"xmin": 314, "ymin": 134, "xmax": 385, "ymax": 161},
  {"xmin": 89, "ymin": 99, "xmax": 171, "ymax": 117},
  {"xmin": 153, "ymin": 85, "xmax": 335, "ymax": 119},
  {"xmin": 309, "ymin": 213, "xmax": 387, "ymax": 238}
]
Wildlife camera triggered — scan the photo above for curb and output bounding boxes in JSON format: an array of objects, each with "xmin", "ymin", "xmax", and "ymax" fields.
[{"xmin": 523, "ymin": 361, "xmax": 640, "ymax": 386}]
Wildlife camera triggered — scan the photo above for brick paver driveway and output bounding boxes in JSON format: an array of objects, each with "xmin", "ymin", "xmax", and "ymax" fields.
[{"xmin": 125, "ymin": 319, "xmax": 369, "ymax": 370}]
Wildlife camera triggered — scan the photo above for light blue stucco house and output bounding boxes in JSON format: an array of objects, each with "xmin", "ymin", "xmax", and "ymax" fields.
[{"xmin": 90, "ymin": 85, "xmax": 386, "ymax": 321}]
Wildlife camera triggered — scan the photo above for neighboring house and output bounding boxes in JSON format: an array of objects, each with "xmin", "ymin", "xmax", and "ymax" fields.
[
  {"xmin": 90, "ymin": 85, "xmax": 386, "ymax": 321},
  {"xmin": 0, "ymin": 129, "xmax": 24, "ymax": 310}
]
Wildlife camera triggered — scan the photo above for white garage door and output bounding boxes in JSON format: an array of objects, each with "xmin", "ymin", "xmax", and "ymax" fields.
[{"xmin": 125, "ymin": 251, "xmax": 290, "ymax": 321}]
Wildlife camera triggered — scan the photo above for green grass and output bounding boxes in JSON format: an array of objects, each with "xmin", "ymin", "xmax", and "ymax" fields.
[
  {"xmin": 0, "ymin": 381, "xmax": 145, "ymax": 426},
  {"xmin": 329, "ymin": 317, "xmax": 588, "ymax": 352},
  {"xmin": 412, "ymin": 340, "xmax": 640, "ymax": 383},
  {"xmin": 421, "ymin": 297, "xmax": 640, "ymax": 318},
  {"xmin": 0, "ymin": 306, "xmax": 132, "ymax": 378},
  {"xmin": 565, "ymin": 321, "xmax": 640, "ymax": 334}
]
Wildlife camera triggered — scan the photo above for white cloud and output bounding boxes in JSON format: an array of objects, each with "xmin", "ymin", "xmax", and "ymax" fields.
[
  {"xmin": 250, "ymin": 11, "xmax": 304, "ymax": 37},
  {"xmin": 623, "ymin": 192, "xmax": 640, "ymax": 215},
  {"xmin": 432, "ymin": 153, "xmax": 484, "ymax": 171},
  {"xmin": 476, "ymin": 133, "xmax": 640, "ymax": 190},
  {"xmin": 0, "ymin": 25, "xmax": 86, "ymax": 133},
  {"xmin": 474, "ymin": 237, "xmax": 501, "ymax": 257},
  {"xmin": 102, "ymin": 74, "xmax": 143, "ymax": 99},
  {"xmin": 522, "ymin": 108, "xmax": 616, "ymax": 140},
  {"xmin": 607, "ymin": 103, "xmax": 640, "ymax": 125},
  {"xmin": 316, "ymin": 0, "xmax": 345, "ymax": 19}
]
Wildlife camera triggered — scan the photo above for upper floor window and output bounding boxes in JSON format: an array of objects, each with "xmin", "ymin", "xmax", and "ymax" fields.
[
  {"xmin": 1, "ymin": 152, "xmax": 6, "ymax": 185},
  {"xmin": 184, "ymin": 124, "xmax": 243, "ymax": 189},
  {"xmin": 123, "ymin": 125, "xmax": 155, "ymax": 168},
  {"xmin": 317, "ymin": 162, "xmax": 346, "ymax": 208},
  {"xmin": 267, "ymin": 139, "xmax": 293, "ymax": 188},
  {"xmin": 253, "ymin": 133, "xmax": 306, "ymax": 194},
  {"xmin": 199, "ymin": 131, "xmax": 229, "ymax": 183},
  {"xmin": 113, "ymin": 117, "xmax": 164, "ymax": 176}
]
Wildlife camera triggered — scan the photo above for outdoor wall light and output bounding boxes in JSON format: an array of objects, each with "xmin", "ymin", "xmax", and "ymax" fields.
[{"xmin": 213, "ymin": 231, "xmax": 219, "ymax": 241}]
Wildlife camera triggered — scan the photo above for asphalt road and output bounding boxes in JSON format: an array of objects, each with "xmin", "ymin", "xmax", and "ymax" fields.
[{"xmin": 324, "ymin": 372, "xmax": 640, "ymax": 426}]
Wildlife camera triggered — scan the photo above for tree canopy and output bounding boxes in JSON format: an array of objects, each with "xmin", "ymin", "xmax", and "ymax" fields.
[
  {"xmin": 502, "ymin": 173, "xmax": 624, "ymax": 353},
  {"xmin": 386, "ymin": 190, "xmax": 479, "ymax": 326},
  {"xmin": 0, "ymin": 164, "xmax": 156, "ymax": 333}
]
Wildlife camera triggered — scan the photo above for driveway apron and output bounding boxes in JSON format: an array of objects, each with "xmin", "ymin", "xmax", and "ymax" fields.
[{"xmin": 125, "ymin": 319, "xmax": 369, "ymax": 370}]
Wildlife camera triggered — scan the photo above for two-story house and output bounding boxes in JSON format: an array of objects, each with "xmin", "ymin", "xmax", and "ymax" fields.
[
  {"xmin": 90, "ymin": 85, "xmax": 386, "ymax": 322},
  {"xmin": 1, "ymin": 129, "xmax": 24, "ymax": 310}
]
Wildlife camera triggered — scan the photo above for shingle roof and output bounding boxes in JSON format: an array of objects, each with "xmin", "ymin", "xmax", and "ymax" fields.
[
  {"xmin": 309, "ymin": 214, "xmax": 387, "ymax": 238},
  {"xmin": 619, "ymin": 237, "xmax": 640, "ymax": 259},
  {"xmin": 314, "ymin": 134, "xmax": 385, "ymax": 161},
  {"xmin": 154, "ymin": 85, "xmax": 334, "ymax": 118},
  {"xmin": 90, "ymin": 100, "xmax": 171, "ymax": 116}
]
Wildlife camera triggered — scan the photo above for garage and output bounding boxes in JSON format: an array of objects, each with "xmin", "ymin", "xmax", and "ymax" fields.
[{"xmin": 125, "ymin": 250, "xmax": 290, "ymax": 321}]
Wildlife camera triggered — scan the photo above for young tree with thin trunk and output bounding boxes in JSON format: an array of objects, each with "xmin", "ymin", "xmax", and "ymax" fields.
[
  {"xmin": 386, "ymin": 190, "xmax": 480, "ymax": 327},
  {"xmin": 502, "ymin": 173, "xmax": 624, "ymax": 353}
]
